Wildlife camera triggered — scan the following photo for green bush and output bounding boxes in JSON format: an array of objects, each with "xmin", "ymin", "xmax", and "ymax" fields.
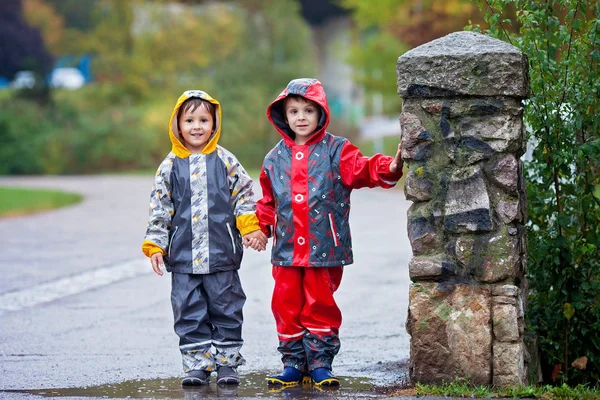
[
  {"xmin": 0, "ymin": 99, "xmax": 49, "ymax": 175},
  {"xmin": 471, "ymin": 0, "xmax": 600, "ymax": 385},
  {"xmin": 0, "ymin": 86, "xmax": 171, "ymax": 175}
]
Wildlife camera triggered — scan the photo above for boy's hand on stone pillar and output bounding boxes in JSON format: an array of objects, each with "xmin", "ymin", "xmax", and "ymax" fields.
[{"xmin": 389, "ymin": 142, "xmax": 404, "ymax": 173}]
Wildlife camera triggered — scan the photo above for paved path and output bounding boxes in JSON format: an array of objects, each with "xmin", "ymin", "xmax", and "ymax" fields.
[{"xmin": 0, "ymin": 175, "xmax": 415, "ymax": 396}]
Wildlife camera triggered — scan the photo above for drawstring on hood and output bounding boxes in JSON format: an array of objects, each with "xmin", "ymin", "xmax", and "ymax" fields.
[
  {"xmin": 267, "ymin": 78, "xmax": 330, "ymax": 146},
  {"xmin": 168, "ymin": 90, "xmax": 223, "ymax": 158}
]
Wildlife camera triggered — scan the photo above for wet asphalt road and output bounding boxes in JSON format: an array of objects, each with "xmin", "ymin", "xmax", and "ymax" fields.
[{"xmin": 0, "ymin": 175, "xmax": 436, "ymax": 400}]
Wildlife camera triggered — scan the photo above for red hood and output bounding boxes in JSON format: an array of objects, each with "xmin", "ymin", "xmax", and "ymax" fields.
[{"xmin": 267, "ymin": 78, "xmax": 330, "ymax": 146}]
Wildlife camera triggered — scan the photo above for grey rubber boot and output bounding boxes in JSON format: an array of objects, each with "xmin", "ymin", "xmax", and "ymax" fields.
[
  {"xmin": 216, "ymin": 366, "xmax": 240, "ymax": 385},
  {"xmin": 181, "ymin": 370, "xmax": 210, "ymax": 386}
]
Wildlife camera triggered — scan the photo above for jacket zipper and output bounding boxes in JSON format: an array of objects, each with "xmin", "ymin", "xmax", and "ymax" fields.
[
  {"xmin": 328, "ymin": 213, "xmax": 339, "ymax": 247},
  {"xmin": 168, "ymin": 226, "xmax": 179, "ymax": 257},
  {"xmin": 226, "ymin": 223, "xmax": 236, "ymax": 254}
]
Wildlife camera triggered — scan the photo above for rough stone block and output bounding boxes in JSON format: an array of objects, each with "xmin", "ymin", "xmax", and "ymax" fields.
[
  {"xmin": 409, "ymin": 254, "xmax": 456, "ymax": 280},
  {"xmin": 455, "ymin": 231, "xmax": 519, "ymax": 283},
  {"xmin": 405, "ymin": 167, "xmax": 434, "ymax": 201},
  {"xmin": 460, "ymin": 115, "xmax": 523, "ymax": 154},
  {"xmin": 493, "ymin": 295, "xmax": 517, "ymax": 305},
  {"xmin": 408, "ymin": 203, "xmax": 442, "ymax": 255},
  {"xmin": 486, "ymin": 154, "xmax": 519, "ymax": 194},
  {"xmin": 493, "ymin": 341, "xmax": 526, "ymax": 386},
  {"xmin": 400, "ymin": 112, "xmax": 435, "ymax": 161},
  {"xmin": 447, "ymin": 285, "xmax": 493, "ymax": 385},
  {"xmin": 493, "ymin": 304, "xmax": 520, "ymax": 342},
  {"xmin": 408, "ymin": 283, "xmax": 492, "ymax": 385},
  {"xmin": 492, "ymin": 284, "xmax": 519, "ymax": 297},
  {"xmin": 397, "ymin": 31, "xmax": 529, "ymax": 98},
  {"xmin": 444, "ymin": 168, "xmax": 493, "ymax": 233},
  {"xmin": 497, "ymin": 198, "xmax": 521, "ymax": 224}
]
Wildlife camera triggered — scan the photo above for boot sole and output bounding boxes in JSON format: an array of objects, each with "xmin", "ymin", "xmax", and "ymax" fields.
[
  {"xmin": 312, "ymin": 378, "xmax": 340, "ymax": 387},
  {"xmin": 181, "ymin": 376, "xmax": 210, "ymax": 386},
  {"xmin": 266, "ymin": 377, "xmax": 300, "ymax": 386},
  {"xmin": 217, "ymin": 378, "xmax": 240, "ymax": 385}
]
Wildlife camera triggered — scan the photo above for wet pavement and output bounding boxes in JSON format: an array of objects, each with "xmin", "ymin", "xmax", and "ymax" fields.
[
  {"xmin": 4, "ymin": 373, "xmax": 377, "ymax": 399},
  {"xmin": 3, "ymin": 374, "xmax": 456, "ymax": 400},
  {"xmin": 0, "ymin": 175, "xmax": 460, "ymax": 400}
]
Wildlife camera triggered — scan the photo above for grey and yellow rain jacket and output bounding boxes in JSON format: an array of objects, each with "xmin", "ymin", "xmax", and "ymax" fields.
[{"xmin": 142, "ymin": 90, "xmax": 260, "ymax": 274}]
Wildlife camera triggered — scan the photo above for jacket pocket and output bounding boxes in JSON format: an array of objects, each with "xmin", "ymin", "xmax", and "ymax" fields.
[
  {"xmin": 328, "ymin": 213, "xmax": 339, "ymax": 247},
  {"xmin": 167, "ymin": 225, "xmax": 179, "ymax": 257}
]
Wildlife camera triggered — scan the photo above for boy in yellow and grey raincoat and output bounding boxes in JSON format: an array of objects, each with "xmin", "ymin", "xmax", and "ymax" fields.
[{"xmin": 142, "ymin": 90, "xmax": 267, "ymax": 387}]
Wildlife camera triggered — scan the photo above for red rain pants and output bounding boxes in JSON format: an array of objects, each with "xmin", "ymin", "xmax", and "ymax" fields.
[{"xmin": 271, "ymin": 266, "xmax": 344, "ymax": 341}]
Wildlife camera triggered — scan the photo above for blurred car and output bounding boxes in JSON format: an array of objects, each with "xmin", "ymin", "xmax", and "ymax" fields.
[
  {"xmin": 50, "ymin": 67, "xmax": 85, "ymax": 89},
  {"xmin": 10, "ymin": 71, "xmax": 35, "ymax": 89}
]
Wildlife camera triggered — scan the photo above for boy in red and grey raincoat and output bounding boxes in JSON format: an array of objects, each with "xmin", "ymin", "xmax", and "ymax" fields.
[{"xmin": 257, "ymin": 78, "xmax": 403, "ymax": 387}]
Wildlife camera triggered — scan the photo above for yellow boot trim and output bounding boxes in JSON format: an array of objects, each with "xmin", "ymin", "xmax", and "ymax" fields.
[
  {"xmin": 266, "ymin": 377, "xmax": 299, "ymax": 387},
  {"xmin": 312, "ymin": 377, "xmax": 340, "ymax": 387}
]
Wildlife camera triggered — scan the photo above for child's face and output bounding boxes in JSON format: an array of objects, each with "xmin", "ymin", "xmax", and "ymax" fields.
[
  {"xmin": 284, "ymin": 97, "xmax": 319, "ymax": 145},
  {"xmin": 178, "ymin": 104, "xmax": 215, "ymax": 153}
]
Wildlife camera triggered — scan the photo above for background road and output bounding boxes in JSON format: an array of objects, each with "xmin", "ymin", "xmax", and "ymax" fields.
[{"xmin": 0, "ymin": 175, "xmax": 413, "ymax": 397}]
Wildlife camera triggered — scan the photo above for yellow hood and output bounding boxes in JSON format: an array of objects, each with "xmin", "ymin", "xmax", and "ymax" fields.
[{"xmin": 168, "ymin": 90, "xmax": 222, "ymax": 158}]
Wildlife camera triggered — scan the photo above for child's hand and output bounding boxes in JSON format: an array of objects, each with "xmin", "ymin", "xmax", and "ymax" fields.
[
  {"xmin": 243, "ymin": 230, "xmax": 268, "ymax": 251},
  {"xmin": 150, "ymin": 253, "xmax": 165, "ymax": 276},
  {"xmin": 389, "ymin": 142, "xmax": 404, "ymax": 173}
]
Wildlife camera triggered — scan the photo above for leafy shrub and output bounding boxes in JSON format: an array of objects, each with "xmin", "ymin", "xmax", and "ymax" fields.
[{"xmin": 0, "ymin": 86, "xmax": 169, "ymax": 175}]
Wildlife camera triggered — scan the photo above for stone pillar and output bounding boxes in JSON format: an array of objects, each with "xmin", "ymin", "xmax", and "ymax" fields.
[{"xmin": 397, "ymin": 31, "xmax": 530, "ymax": 386}]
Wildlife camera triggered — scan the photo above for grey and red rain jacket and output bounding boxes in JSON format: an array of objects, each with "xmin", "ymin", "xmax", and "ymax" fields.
[{"xmin": 257, "ymin": 78, "xmax": 402, "ymax": 267}]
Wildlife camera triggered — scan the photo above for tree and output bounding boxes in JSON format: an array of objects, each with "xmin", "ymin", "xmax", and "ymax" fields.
[
  {"xmin": 22, "ymin": 0, "xmax": 65, "ymax": 55},
  {"xmin": 340, "ymin": 0, "xmax": 483, "ymax": 48},
  {"xmin": 471, "ymin": 0, "xmax": 600, "ymax": 385},
  {"xmin": 0, "ymin": 0, "xmax": 53, "ymax": 81},
  {"xmin": 43, "ymin": 0, "xmax": 95, "ymax": 31},
  {"xmin": 339, "ymin": 0, "xmax": 484, "ymax": 116}
]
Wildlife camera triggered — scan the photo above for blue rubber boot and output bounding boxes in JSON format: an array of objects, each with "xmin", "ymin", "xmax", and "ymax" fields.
[
  {"xmin": 266, "ymin": 367, "xmax": 302, "ymax": 386},
  {"xmin": 310, "ymin": 368, "xmax": 340, "ymax": 386}
]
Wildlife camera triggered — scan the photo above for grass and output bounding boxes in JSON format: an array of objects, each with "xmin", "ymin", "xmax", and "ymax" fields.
[
  {"xmin": 385, "ymin": 380, "xmax": 600, "ymax": 399},
  {"xmin": 0, "ymin": 187, "xmax": 83, "ymax": 218}
]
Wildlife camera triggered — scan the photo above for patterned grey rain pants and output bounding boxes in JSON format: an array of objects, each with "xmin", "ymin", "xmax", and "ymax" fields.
[{"xmin": 170, "ymin": 270, "xmax": 246, "ymax": 373}]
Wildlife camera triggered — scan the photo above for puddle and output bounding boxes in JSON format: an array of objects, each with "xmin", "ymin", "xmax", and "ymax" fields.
[{"xmin": 4, "ymin": 372, "xmax": 384, "ymax": 399}]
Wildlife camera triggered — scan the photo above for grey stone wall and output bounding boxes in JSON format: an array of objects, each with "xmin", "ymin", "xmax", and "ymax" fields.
[{"xmin": 397, "ymin": 31, "xmax": 531, "ymax": 386}]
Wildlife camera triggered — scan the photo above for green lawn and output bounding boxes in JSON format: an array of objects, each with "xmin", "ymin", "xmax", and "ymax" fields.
[
  {"xmin": 411, "ymin": 380, "xmax": 600, "ymax": 400},
  {"xmin": 0, "ymin": 187, "xmax": 83, "ymax": 218}
]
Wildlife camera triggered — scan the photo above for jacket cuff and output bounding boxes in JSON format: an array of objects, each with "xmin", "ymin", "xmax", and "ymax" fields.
[
  {"xmin": 260, "ymin": 225, "xmax": 273, "ymax": 237},
  {"xmin": 142, "ymin": 240, "xmax": 166, "ymax": 258},
  {"xmin": 379, "ymin": 159, "xmax": 403, "ymax": 182},
  {"xmin": 236, "ymin": 214, "xmax": 261, "ymax": 236}
]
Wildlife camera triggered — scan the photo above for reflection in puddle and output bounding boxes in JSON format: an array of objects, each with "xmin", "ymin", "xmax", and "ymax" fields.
[{"xmin": 5, "ymin": 372, "xmax": 382, "ymax": 399}]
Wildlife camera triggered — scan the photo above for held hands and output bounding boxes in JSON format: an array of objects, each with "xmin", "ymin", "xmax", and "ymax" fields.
[
  {"xmin": 150, "ymin": 252, "xmax": 165, "ymax": 276},
  {"xmin": 150, "ymin": 230, "xmax": 267, "ymax": 277},
  {"xmin": 389, "ymin": 142, "xmax": 404, "ymax": 173},
  {"xmin": 243, "ymin": 230, "xmax": 268, "ymax": 252}
]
